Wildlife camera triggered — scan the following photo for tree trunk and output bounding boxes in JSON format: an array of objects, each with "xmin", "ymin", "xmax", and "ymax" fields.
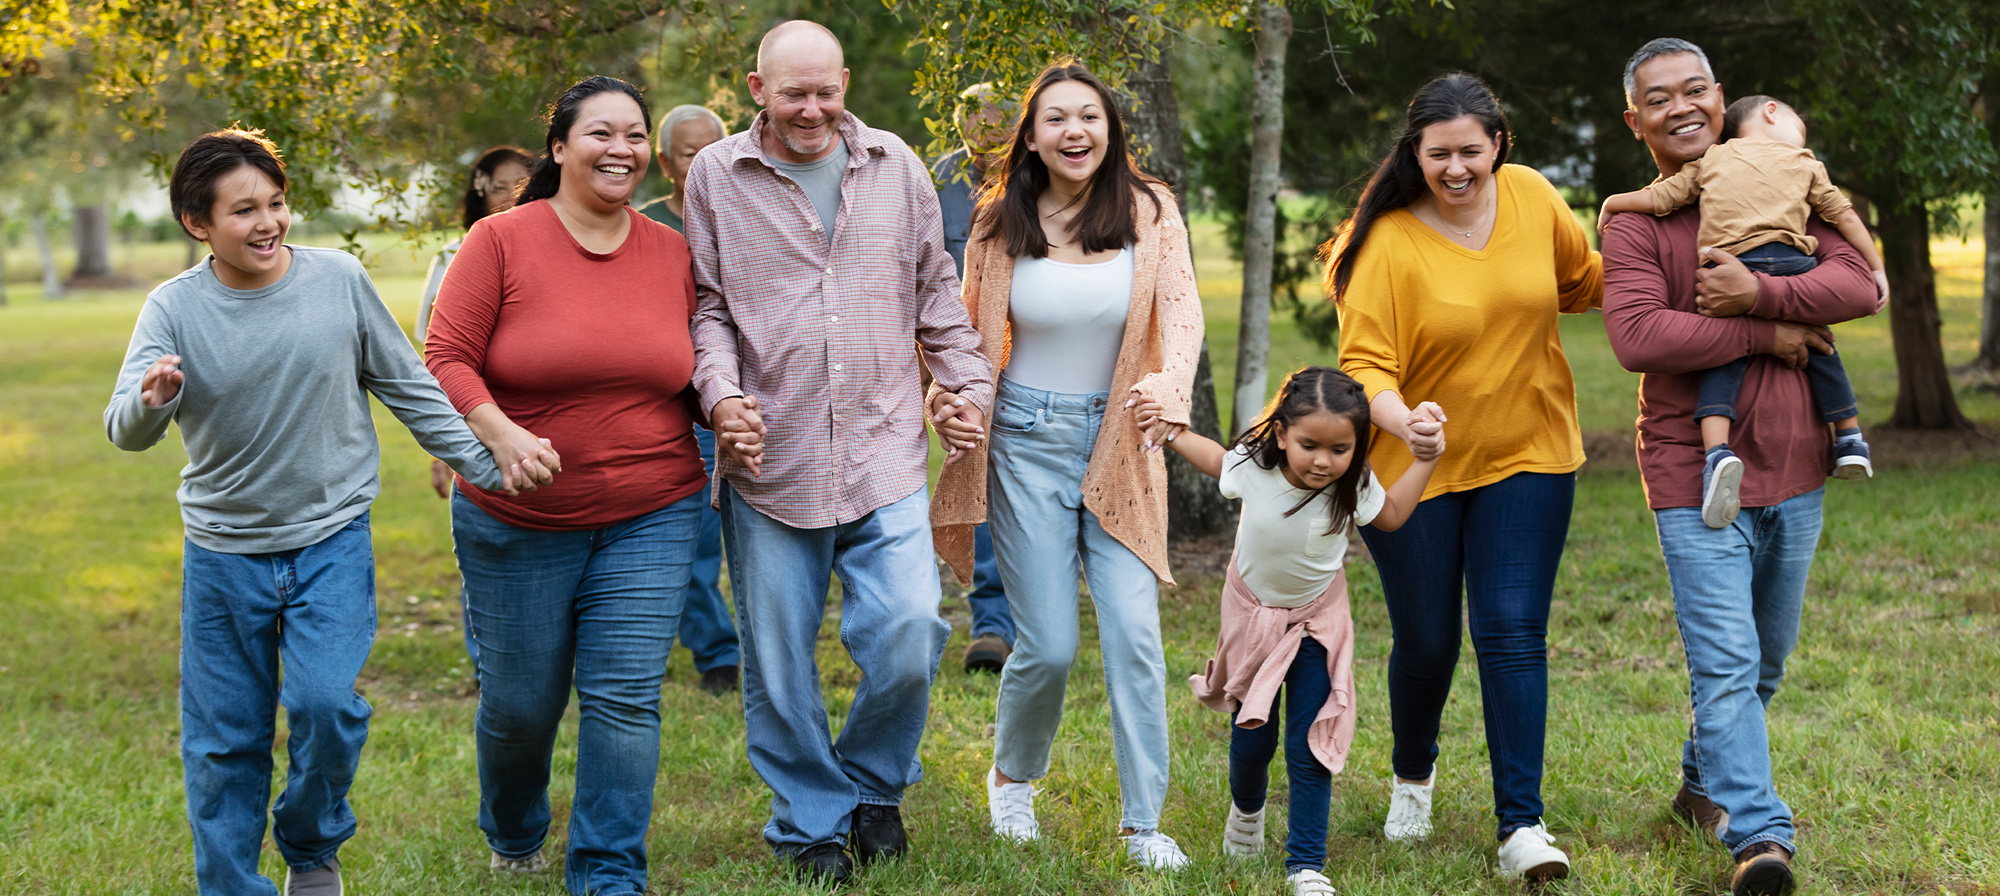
[
  {"xmin": 69, "ymin": 204, "xmax": 114, "ymax": 281},
  {"xmin": 31, "ymin": 211, "xmax": 63, "ymax": 300},
  {"xmin": 1877, "ymin": 199, "xmax": 1972, "ymax": 429},
  {"xmin": 1979, "ymin": 72, "xmax": 2000, "ymax": 372},
  {"xmin": 1230, "ymin": 0, "xmax": 1290, "ymax": 437},
  {"xmin": 1123, "ymin": 42, "xmax": 1238, "ymax": 541}
]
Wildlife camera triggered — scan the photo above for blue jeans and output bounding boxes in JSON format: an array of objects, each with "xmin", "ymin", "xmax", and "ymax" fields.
[
  {"xmin": 1655, "ymin": 487, "xmax": 1823, "ymax": 858},
  {"xmin": 181, "ymin": 515, "xmax": 375, "ymax": 896},
  {"xmin": 453, "ymin": 492, "xmax": 701, "ymax": 896},
  {"xmin": 987, "ymin": 379, "xmax": 1170, "ymax": 831},
  {"xmin": 967, "ymin": 522, "xmax": 1015, "ymax": 643},
  {"xmin": 719, "ymin": 482, "xmax": 950, "ymax": 853},
  {"xmin": 1229, "ymin": 637, "xmax": 1334, "ymax": 872},
  {"xmin": 1360, "ymin": 472, "xmax": 1574, "ymax": 840},
  {"xmin": 675, "ymin": 425, "xmax": 740, "ymax": 672},
  {"xmin": 1695, "ymin": 245, "xmax": 1858, "ymax": 425}
]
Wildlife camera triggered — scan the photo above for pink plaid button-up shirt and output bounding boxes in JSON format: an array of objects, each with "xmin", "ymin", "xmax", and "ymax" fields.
[{"xmin": 685, "ymin": 111, "xmax": 993, "ymax": 528}]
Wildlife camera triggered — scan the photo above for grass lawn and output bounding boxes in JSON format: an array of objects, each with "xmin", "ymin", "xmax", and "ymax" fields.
[{"xmin": 1, "ymin": 228, "xmax": 1996, "ymax": 895}]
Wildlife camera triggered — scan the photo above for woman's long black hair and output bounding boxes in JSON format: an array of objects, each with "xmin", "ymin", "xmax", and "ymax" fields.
[
  {"xmin": 517, "ymin": 76, "xmax": 652, "ymax": 206},
  {"xmin": 1230, "ymin": 366, "xmax": 1373, "ymax": 535},
  {"xmin": 461, "ymin": 145, "xmax": 531, "ymax": 228},
  {"xmin": 974, "ymin": 59, "xmax": 1164, "ymax": 258},
  {"xmin": 1319, "ymin": 72, "xmax": 1512, "ymax": 303}
]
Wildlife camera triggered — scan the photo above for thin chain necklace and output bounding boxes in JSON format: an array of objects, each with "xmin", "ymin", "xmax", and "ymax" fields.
[{"xmin": 1435, "ymin": 187, "xmax": 1495, "ymax": 240}]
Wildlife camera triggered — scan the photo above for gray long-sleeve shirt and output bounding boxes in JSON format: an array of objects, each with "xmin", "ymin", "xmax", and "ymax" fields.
[{"xmin": 106, "ymin": 246, "xmax": 505, "ymax": 553}]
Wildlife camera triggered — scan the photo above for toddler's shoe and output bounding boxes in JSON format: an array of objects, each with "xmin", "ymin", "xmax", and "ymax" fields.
[
  {"xmin": 1382, "ymin": 773, "xmax": 1434, "ymax": 842},
  {"xmin": 1221, "ymin": 803, "xmax": 1265, "ymax": 857},
  {"xmin": 1496, "ymin": 823, "xmax": 1570, "ymax": 881},
  {"xmin": 1702, "ymin": 448, "xmax": 1745, "ymax": 529},
  {"xmin": 1288, "ymin": 867, "xmax": 1338, "ymax": 896},
  {"xmin": 1832, "ymin": 435, "xmax": 1873, "ymax": 480}
]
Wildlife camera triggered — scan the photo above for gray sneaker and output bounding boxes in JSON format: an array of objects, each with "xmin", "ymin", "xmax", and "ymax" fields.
[
  {"xmin": 284, "ymin": 858, "xmax": 343, "ymax": 896},
  {"xmin": 491, "ymin": 849, "xmax": 550, "ymax": 874}
]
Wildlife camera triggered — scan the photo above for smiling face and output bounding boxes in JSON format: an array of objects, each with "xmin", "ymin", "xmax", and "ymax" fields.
[
  {"xmin": 661, "ymin": 118, "xmax": 723, "ymax": 194},
  {"xmin": 1624, "ymin": 51, "xmax": 1725, "ymax": 175},
  {"xmin": 1414, "ymin": 115, "xmax": 1501, "ymax": 212},
  {"xmin": 1276, "ymin": 410, "xmax": 1358, "ymax": 491},
  {"xmin": 748, "ymin": 39, "xmax": 848, "ymax": 164},
  {"xmin": 183, "ymin": 164, "xmax": 291, "ymax": 290},
  {"xmin": 550, "ymin": 91, "xmax": 650, "ymax": 209},
  {"xmin": 1026, "ymin": 80, "xmax": 1110, "ymax": 193}
]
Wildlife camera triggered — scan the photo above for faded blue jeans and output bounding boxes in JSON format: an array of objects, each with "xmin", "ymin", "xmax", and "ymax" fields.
[
  {"xmin": 987, "ymin": 379, "xmax": 1170, "ymax": 831},
  {"xmin": 719, "ymin": 482, "xmax": 950, "ymax": 853},
  {"xmin": 675, "ymin": 425, "xmax": 740, "ymax": 672},
  {"xmin": 180, "ymin": 514, "xmax": 375, "ymax": 896},
  {"xmin": 1655, "ymin": 487, "xmax": 1824, "ymax": 859},
  {"xmin": 453, "ymin": 492, "xmax": 701, "ymax": 896}
]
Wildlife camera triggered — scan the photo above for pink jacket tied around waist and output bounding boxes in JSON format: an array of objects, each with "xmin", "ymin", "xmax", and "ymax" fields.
[{"xmin": 1189, "ymin": 556, "xmax": 1358, "ymax": 775}]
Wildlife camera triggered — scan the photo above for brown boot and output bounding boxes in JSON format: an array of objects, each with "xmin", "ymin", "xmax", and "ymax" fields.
[
  {"xmin": 1730, "ymin": 841, "xmax": 1796, "ymax": 896},
  {"xmin": 964, "ymin": 634, "xmax": 1011, "ymax": 673},
  {"xmin": 1672, "ymin": 781, "xmax": 1727, "ymax": 837}
]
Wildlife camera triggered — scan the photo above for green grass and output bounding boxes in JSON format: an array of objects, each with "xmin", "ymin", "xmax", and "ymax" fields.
[{"xmin": 1, "ymin": 233, "xmax": 1997, "ymax": 894}]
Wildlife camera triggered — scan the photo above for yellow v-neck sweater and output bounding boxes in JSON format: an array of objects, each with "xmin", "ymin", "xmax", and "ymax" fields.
[{"xmin": 1336, "ymin": 164, "xmax": 1603, "ymax": 500}]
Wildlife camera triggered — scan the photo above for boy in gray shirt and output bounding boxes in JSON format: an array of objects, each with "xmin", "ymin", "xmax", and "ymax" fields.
[{"xmin": 105, "ymin": 129, "xmax": 549, "ymax": 896}]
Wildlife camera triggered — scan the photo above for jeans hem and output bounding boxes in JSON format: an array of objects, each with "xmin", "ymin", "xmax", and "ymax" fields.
[
  {"xmin": 1734, "ymin": 832, "xmax": 1796, "ymax": 859},
  {"xmin": 857, "ymin": 796, "xmax": 902, "ymax": 807},
  {"xmin": 1819, "ymin": 404, "xmax": 1858, "ymax": 424},
  {"xmin": 1694, "ymin": 404, "xmax": 1738, "ymax": 421}
]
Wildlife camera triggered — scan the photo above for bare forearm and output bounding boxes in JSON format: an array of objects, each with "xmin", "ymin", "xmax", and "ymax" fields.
[
  {"xmin": 1371, "ymin": 457, "xmax": 1438, "ymax": 532},
  {"xmin": 1164, "ymin": 429, "xmax": 1226, "ymax": 480},
  {"xmin": 1369, "ymin": 390, "xmax": 1412, "ymax": 441},
  {"xmin": 1603, "ymin": 190, "xmax": 1653, "ymax": 217},
  {"xmin": 1832, "ymin": 210, "xmax": 1884, "ymax": 271}
]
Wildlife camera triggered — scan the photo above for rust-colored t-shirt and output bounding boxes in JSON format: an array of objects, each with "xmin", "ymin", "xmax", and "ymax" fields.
[
  {"xmin": 425, "ymin": 200, "xmax": 706, "ymax": 530},
  {"xmin": 1648, "ymin": 139, "xmax": 1854, "ymax": 257}
]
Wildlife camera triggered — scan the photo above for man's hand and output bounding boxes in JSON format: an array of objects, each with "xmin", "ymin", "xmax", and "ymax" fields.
[
  {"xmin": 930, "ymin": 392, "xmax": 986, "ymax": 463},
  {"xmin": 140, "ymin": 354, "xmax": 185, "ymax": 407},
  {"xmin": 1694, "ymin": 248, "xmax": 1758, "ymax": 317},
  {"xmin": 1404, "ymin": 401, "xmax": 1447, "ymax": 462},
  {"xmin": 429, "ymin": 459, "xmax": 453, "ymax": 499},
  {"xmin": 712, "ymin": 395, "xmax": 767, "ymax": 477},
  {"xmin": 1768, "ymin": 321, "xmax": 1835, "ymax": 370}
]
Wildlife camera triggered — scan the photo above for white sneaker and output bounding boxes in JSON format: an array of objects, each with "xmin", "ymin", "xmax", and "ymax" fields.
[
  {"xmin": 1496, "ymin": 823, "xmax": 1570, "ymax": 881},
  {"xmin": 1382, "ymin": 774, "xmax": 1434, "ymax": 842},
  {"xmin": 1288, "ymin": 867, "xmax": 1338, "ymax": 896},
  {"xmin": 1123, "ymin": 829, "xmax": 1190, "ymax": 871},
  {"xmin": 986, "ymin": 766, "xmax": 1040, "ymax": 841},
  {"xmin": 1221, "ymin": 803, "xmax": 1265, "ymax": 858},
  {"xmin": 490, "ymin": 849, "xmax": 549, "ymax": 874}
]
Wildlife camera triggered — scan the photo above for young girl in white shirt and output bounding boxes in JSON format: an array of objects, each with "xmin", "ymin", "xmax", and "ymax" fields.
[{"xmin": 1134, "ymin": 365, "xmax": 1442, "ymax": 895}]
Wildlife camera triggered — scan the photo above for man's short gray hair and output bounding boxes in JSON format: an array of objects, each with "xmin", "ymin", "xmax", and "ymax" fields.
[
  {"xmin": 659, "ymin": 104, "xmax": 726, "ymax": 148},
  {"xmin": 1622, "ymin": 38, "xmax": 1714, "ymax": 108}
]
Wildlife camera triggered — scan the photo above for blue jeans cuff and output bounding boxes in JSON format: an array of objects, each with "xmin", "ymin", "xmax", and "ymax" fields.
[{"xmin": 1734, "ymin": 833, "xmax": 1795, "ymax": 859}]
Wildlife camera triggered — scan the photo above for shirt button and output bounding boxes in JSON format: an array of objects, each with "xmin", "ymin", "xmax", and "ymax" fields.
[
  {"xmin": 829, "ymin": 314, "xmax": 839, "ymax": 323},
  {"xmin": 832, "ymin": 362, "xmax": 843, "ymax": 371},
  {"xmin": 825, "ymin": 267, "xmax": 834, "ymax": 276}
]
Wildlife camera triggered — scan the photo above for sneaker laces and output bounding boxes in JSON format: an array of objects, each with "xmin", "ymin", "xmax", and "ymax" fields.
[
  {"xmin": 991, "ymin": 780, "xmax": 1038, "ymax": 837},
  {"xmin": 1385, "ymin": 779, "xmax": 1434, "ymax": 837},
  {"xmin": 1124, "ymin": 829, "xmax": 1189, "ymax": 870}
]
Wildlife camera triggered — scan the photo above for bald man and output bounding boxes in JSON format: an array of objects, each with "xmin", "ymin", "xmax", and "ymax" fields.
[{"xmin": 683, "ymin": 20, "xmax": 992, "ymax": 884}]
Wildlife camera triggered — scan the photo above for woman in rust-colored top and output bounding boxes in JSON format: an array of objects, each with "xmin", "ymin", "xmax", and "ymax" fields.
[{"xmin": 423, "ymin": 75, "xmax": 704, "ymax": 894}]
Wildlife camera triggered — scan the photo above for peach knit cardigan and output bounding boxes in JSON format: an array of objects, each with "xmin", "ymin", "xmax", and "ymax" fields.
[{"xmin": 930, "ymin": 183, "xmax": 1204, "ymax": 585}]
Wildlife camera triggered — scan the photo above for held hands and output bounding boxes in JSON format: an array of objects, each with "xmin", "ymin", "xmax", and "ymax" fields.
[
  {"xmin": 1125, "ymin": 393, "xmax": 1187, "ymax": 452},
  {"xmin": 1694, "ymin": 248, "xmax": 1758, "ymax": 317},
  {"xmin": 1768, "ymin": 322, "xmax": 1835, "ymax": 370},
  {"xmin": 465, "ymin": 403, "xmax": 560, "ymax": 496},
  {"xmin": 140, "ymin": 354, "xmax": 185, "ymax": 407},
  {"xmin": 930, "ymin": 391, "xmax": 986, "ymax": 464},
  {"xmin": 1403, "ymin": 401, "xmax": 1447, "ymax": 462},
  {"xmin": 712, "ymin": 395, "xmax": 767, "ymax": 478}
]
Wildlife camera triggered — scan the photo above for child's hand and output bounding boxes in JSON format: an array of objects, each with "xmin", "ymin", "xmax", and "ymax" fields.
[
  {"xmin": 1402, "ymin": 401, "xmax": 1446, "ymax": 461},
  {"xmin": 930, "ymin": 391, "xmax": 986, "ymax": 464},
  {"xmin": 1125, "ymin": 394, "xmax": 1184, "ymax": 452},
  {"xmin": 1872, "ymin": 270, "xmax": 1890, "ymax": 314},
  {"xmin": 140, "ymin": 354, "xmax": 185, "ymax": 407}
]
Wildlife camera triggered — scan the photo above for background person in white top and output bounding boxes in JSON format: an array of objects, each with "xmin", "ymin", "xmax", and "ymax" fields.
[{"xmin": 1139, "ymin": 366, "xmax": 1441, "ymax": 896}]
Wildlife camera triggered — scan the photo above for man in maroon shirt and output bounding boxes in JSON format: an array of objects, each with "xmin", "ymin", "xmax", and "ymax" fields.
[{"xmin": 1601, "ymin": 38, "xmax": 1877, "ymax": 896}]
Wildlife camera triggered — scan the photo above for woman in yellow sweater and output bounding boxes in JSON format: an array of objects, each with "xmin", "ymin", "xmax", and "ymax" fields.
[{"xmin": 1323, "ymin": 72, "xmax": 1601, "ymax": 882}]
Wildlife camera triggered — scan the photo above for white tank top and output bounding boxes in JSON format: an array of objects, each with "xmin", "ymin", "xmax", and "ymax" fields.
[{"xmin": 1005, "ymin": 247, "xmax": 1134, "ymax": 394}]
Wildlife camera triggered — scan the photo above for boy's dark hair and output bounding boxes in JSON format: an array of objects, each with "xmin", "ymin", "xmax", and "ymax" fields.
[
  {"xmin": 462, "ymin": 145, "xmax": 532, "ymax": 229},
  {"xmin": 973, "ymin": 59, "xmax": 1165, "ymax": 258},
  {"xmin": 1721, "ymin": 95, "xmax": 1792, "ymax": 141},
  {"xmin": 169, "ymin": 128, "xmax": 287, "ymax": 241},
  {"xmin": 1230, "ymin": 366, "xmax": 1373, "ymax": 535},
  {"xmin": 518, "ymin": 75, "xmax": 652, "ymax": 206},
  {"xmin": 1320, "ymin": 72, "xmax": 1512, "ymax": 303}
]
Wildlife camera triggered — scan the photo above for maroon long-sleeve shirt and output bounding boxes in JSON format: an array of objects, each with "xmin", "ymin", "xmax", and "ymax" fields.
[{"xmin": 1601, "ymin": 208, "xmax": 1877, "ymax": 510}]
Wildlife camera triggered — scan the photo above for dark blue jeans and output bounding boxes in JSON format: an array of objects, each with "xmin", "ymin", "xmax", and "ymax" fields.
[
  {"xmin": 1360, "ymin": 472, "xmax": 1574, "ymax": 840},
  {"xmin": 967, "ymin": 522, "xmax": 1016, "ymax": 643},
  {"xmin": 1228, "ymin": 637, "xmax": 1334, "ymax": 872},
  {"xmin": 675, "ymin": 425, "xmax": 740, "ymax": 672},
  {"xmin": 181, "ymin": 515, "xmax": 376, "ymax": 896},
  {"xmin": 1695, "ymin": 244, "xmax": 1859, "ymax": 425}
]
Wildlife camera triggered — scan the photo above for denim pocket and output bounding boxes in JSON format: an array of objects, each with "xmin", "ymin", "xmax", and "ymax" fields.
[{"xmin": 992, "ymin": 401, "xmax": 1042, "ymax": 434}]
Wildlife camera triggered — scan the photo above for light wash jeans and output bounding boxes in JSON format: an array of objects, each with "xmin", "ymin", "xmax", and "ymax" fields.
[
  {"xmin": 987, "ymin": 379, "xmax": 1170, "ymax": 831},
  {"xmin": 1655, "ymin": 487, "xmax": 1824, "ymax": 859},
  {"xmin": 181, "ymin": 514, "xmax": 375, "ymax": 896},
  {"xmin": 719, "ymin": 482, "xmax": 950, "ymax": 853},
  {"xmin": 453, "ymin": 492, "xmax": 701, "ymax": 896},
  {"xmin": 675, "ymin": 425, "xmax": 740, "ymax": 672}
]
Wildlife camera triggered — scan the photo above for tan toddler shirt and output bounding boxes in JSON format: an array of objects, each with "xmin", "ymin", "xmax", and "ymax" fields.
[{"xmin": 1649, "ymin": 138, "xmax": 1853, "ymax": 257}]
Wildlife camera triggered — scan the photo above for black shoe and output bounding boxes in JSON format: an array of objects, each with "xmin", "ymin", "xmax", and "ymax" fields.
[
  {"xmin": 963, "ymin": 635, "xmax": 1010, "ymax": 674},
  {"xmin": 698, "ymin": 664, "xmax": 739, "ymax": 695},
  {"xmin": 791, "ymin": 841, "xmax": 853, "ymax": 884},
  {"xmin": 850, "ymin": 803, "xmax": 908, "ymax": 864}
]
